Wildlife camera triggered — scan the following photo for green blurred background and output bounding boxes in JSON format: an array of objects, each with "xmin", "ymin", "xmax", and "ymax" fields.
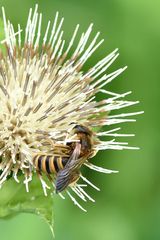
[{"xmin": 0, "ymin": 0, "xmax": 159, "ymax": 239}]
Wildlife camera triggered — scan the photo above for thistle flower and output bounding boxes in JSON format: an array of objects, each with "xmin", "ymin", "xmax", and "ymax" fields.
[{"xmin": 0, "ymin": 5, "xmax": 143, "ymax": 211}]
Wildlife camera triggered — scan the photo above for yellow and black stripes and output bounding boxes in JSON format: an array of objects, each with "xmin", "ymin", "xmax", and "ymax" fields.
[{"xmin": 33, "ymin": 154, "xmax": 69, "ymax": 174}]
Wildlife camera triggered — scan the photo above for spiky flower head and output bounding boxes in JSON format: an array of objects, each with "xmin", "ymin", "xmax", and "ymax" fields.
[{"xmin": 0, "ymin": 5, "xmax": 142, "ymax": 211}]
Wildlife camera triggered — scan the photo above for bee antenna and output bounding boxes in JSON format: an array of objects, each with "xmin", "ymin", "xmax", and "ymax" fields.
[{"xmin": 69, "ymin": 122, "xmax": 76, "ymax": 125}]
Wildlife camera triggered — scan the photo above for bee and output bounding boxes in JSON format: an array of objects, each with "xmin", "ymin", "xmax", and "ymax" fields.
[
  {"xmin": 33, "ymin": 125, "xmax": 96, "ymax": 193},
  {"xmin": 55, "ymin": 124, "xmax": 96, "ymax": 193}
]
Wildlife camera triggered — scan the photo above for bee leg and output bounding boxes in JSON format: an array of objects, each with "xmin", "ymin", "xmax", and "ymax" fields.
[
  {"xmin": 55, "ymin": 170, "xmax": 80, "ymax": 193},
  {"xmin": 68, "ymin": 171, "xmax": 80, "ymax": 187}
]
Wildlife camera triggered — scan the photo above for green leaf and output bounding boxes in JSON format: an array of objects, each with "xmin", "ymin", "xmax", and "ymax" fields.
[{"xmin": 0, "ymin": 175, "xmax": 54, "ymax": 235}]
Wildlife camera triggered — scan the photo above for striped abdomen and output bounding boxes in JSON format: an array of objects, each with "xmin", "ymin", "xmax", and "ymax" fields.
[{"xmin": 33, "ymin": 155, "xmax": 69, "ymax": 174}]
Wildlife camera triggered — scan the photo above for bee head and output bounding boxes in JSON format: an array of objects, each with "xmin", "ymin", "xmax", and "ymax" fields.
[{"xmin": 73, "ymin": 124, "xmax": 92, "ymax": 136}]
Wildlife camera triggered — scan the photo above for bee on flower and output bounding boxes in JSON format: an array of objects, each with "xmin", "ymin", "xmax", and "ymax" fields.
[{"xmin": 0, "ymin": 5, "xmax": 143, "ymax": 211}]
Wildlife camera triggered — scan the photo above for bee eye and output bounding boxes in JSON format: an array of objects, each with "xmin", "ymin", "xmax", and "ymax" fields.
[
  {"xmin": 74, "ymin": 125, "xmax": 85, "ymax": 132},
  {"xmin": 73, "ymin": 125, "xmax": 91, "ymax": 136}
]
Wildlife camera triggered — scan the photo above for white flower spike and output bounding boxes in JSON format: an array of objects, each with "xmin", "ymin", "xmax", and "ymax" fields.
[{"xmin": 0, "ymin": 5, "xmax": 143, "ymax": 211}]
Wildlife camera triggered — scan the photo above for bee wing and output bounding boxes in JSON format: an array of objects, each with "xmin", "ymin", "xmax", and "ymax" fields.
[{"xmin": 55, "ymin": 143, "xmax": 82, "ymax": 193}]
